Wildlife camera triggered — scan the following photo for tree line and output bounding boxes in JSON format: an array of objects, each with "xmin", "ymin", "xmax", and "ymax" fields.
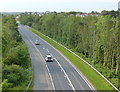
[
  {"xmin": 19, "ymin": 12, "xmax": 120, "ymax": 88},
  {"xmin": 2, "ymin": 15, "xmax": 31, "ymax": 90}
]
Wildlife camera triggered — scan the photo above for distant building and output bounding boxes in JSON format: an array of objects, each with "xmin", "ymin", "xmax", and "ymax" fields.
[
  {"xmin": 69, "ymin": 14, "xmax": 74, "ymax": 16},
  {"xmin": 76, "ymin": 13, "xmax": 87, "ymax": 17},
  {"xmin": 76, "ymin": 13, "xmax": 98, "ymax": 17}
]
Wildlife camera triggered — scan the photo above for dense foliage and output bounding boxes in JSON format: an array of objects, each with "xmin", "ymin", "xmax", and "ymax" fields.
[
  {"xmin": 19, "ymin": 12, "xmax": 120, "ymax": 89},
  {"xmin": 2, "ymin": 15, "xmax": 31, "ymax": 90}
]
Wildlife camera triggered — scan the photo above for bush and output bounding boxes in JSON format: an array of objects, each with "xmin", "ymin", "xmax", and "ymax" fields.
[
  {"xmin": 2, "ymin": 15, "xmax": 32, "ymax": 90},
  {"xmin": 3, "ymin": 44, "xmax": 30, "ymax": 68},
  {"xmin": 1, "ymin": 79, "xmax": 13, "ymax": 91},
  {"xmin": 2, "ymin": 65, "xmax": 28, "ymax": 86}
]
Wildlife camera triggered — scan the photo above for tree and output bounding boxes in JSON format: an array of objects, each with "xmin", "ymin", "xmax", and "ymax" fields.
[{"xmin": 3, "ymin": 65, "xmax": 28, "ymax": 86}]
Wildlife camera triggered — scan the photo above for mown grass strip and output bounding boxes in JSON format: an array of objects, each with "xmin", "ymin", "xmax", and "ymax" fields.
[{"xmin": 30, "ymin": 28, "xmax": 114, "ymax": 90}]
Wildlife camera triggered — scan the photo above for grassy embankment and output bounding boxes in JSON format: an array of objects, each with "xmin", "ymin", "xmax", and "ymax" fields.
[{"xmin": 30, "ymin": 28, "xmax": 115, "ymax": 90}]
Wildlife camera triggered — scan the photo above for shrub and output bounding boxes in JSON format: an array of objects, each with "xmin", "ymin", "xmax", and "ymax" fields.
[
  {"xmin": 3, "ymin": 44, "xmax": 30, "ymax": 68},
  {"xmin": 1, "ymin": 79, "xmax": 13, "ymax": 90},
  {"xmin": 2, "ymin": 65, "xmax": 28, "ymax": 86}
]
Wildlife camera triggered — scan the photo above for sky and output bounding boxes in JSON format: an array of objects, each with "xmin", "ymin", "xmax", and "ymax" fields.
[{"xmin": 0, "ymin": 0, "xmax": 119, "ymax": 12}]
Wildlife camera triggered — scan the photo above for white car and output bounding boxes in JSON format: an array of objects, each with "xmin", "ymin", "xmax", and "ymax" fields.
[
  {"xmin": 35, "ymin": 40, "xmax": 40, "ymax": 45},
  {"xmin": 45, "ymin": 55, "xmax": 53, "ymax": 62}
]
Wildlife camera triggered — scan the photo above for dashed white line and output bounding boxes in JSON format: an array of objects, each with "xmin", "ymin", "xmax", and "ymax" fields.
[
  {"xmin": 31, "ymin": 32, "xmax": 95, "ymax": 90},
  {"xmin": 29, "ymin": 40, "xmax": 55, "ymax": 90},
  {"xmin": 46, "ymin": 49, "xmax": 49, "ymax": 53},
  {"xmin": 64, "ymin": 75, "xmax": 67, "ymax": 78},
  {"xmin": 44, "ymin": 61, "xmax": 55, "ymax": 90},
  {"xmin": 43, "ymin": 47, "xmax": 50, "ymax": 53},
  {"xmin": 28, "ymin": 30, "xmax": 95, "ymax": 90},
  {"xmin": 54, "ymin": 58, "xmax": 76, "ymax": 91},
  {"xmin": 44, "ymin": 50, "xmax": 76, "ymax": 91},
  {"xmin": 41, "ymin": 38, "xmax": 95, "ymax": 90}
]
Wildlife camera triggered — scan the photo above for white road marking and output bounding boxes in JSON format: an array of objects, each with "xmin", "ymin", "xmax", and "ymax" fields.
[
  {"xmin": 29, "ymin": 40, "xmax": 55, "ymax": 90},
  {"xmin": 41, "ymin": 39, "xmax": 95, "ymax": 90},
  {"xmin": 46, "ymin": 49, "xmax": 49, "ymax": 53},
  {"xmin": 28, "ymin": 30, "xmax": 95, "ymax": 90},
  {"xmin": 54, "ymin": 58, "xmax": 76, "ymax": 91},
  {"xmin": 43, "ymin": 48, "xmax": 50, "ymax": 53},
  {"xmin": 43, "ymin": 33, "xmax": 120, "ymax": 91},
  {"xmin": 44, "ymin": 61, "xmax": 55, "ymax": 90},
  {"xmin": 69, "ymin": 84, "xmax": 71, "ymax": 86},
  {"xmin": 64, "ymin": 75, "xmax": 67, "ymax": 78}
]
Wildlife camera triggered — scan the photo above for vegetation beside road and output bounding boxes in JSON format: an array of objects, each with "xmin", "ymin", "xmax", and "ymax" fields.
[
  {"xmin": 30, "ymin": 28, "xmax": 114, "ymax": 90},
  {"xmin": 2, "ymin": 15, "xmax": 32, "ymax": 90},
  {"xmin": 19, "ymin": 11, "xmax": 119, "ymax": 90}
]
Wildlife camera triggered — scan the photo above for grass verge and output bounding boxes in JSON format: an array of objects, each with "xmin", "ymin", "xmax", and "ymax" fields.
[{"xmin": 30, "ymin": 28, "xmax": 114, "ymax": 90}]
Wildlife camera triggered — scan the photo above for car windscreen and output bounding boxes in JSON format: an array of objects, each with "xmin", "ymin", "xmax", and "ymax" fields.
[{"xmin": 48, "ymin": 57, "xmax": 52, "ymax": 59}]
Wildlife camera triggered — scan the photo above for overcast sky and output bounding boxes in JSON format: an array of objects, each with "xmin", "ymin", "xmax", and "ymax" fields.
[{"xmin": 0, "ymin": 0, "xmax": 119, "ymax": 12}]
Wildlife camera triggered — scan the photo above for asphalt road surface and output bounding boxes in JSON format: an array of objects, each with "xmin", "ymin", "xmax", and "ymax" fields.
[{"xmin": 18, "ymin": 24, "xmax": 95, "ymax": 91}]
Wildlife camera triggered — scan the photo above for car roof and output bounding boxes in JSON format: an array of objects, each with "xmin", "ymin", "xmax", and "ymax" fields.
[{"xmin": 46, "ymin": 55, "xmax": 52, "ymax": 57}]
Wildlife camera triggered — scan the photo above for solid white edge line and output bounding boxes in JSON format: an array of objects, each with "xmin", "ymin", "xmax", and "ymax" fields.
[
  {"xmin": 54, "ymin": 58, "xmax": 76, "ymax": 91},
  {"xmin": 39, "ymin": 32, "xmax": 119, "ymax": 91},
  {"xmin": 51, "ymin": 49, "xmax": 95, "ymax": 91},
  {"xmin": 46, "ymin": 36, "xmax": 119, "ymax": 91},
  {"xmin": 31, "ymin": 32, "xmax": 95, "ymax": 90},
  {"xmin": 29, "ymin": 40, "xmax": 55, "ymax": 90},
  {"xmin": 29, "ymin": 28, "xmax": 119, "ymax": 91},
  {"xmin": 44, "ymin": 61, "xmax": 55, "ymax": 91}
]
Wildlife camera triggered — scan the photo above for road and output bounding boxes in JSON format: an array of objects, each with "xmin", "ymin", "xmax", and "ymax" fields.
[{"xmin": 18, "ymin": 24, "xmax": 95, "ymax": 91}]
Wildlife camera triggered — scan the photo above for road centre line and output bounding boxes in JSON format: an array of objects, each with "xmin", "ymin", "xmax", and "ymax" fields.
[
  {"xmin": 29, "ymin": 40, "xmax": 55, "ymax": 90},
  {"xmin": 50, "ymin": 53, "xmax": 75, "ymax": 91},
  {"xmin": 38, "ymin": 35, "xmax": 95, "ymax": 90},
  {"xmin": 29, "ymin": 29, "xmax": 95, "ymax": 90},
  {"xmin": 54, "ymin": 58, "xmax": 76, "ymax": 91},
  {"xmin": 46, "ymin": 49, "xmax": 49, "ymax": 53}
]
